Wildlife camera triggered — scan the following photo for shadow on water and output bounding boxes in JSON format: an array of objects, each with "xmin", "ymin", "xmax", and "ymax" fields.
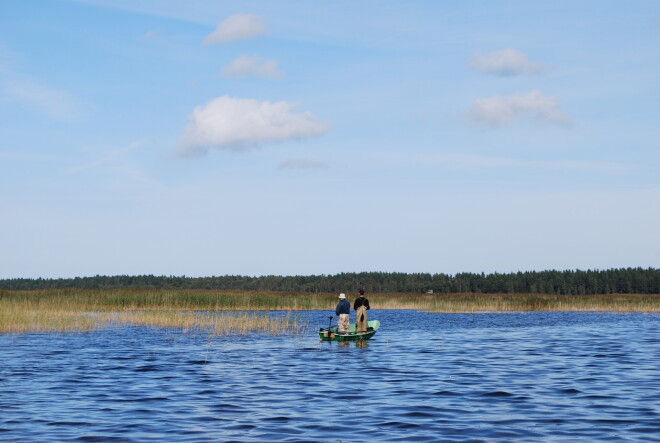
[{"xmin": 1, "ymin": 310, "xmax": 659, "ymax": 442}]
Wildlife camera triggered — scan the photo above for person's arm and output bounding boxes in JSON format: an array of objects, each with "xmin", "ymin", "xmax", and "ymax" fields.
[{"xmin": 365, "ymin": 299, "xmax": 370, "ymax": 310}]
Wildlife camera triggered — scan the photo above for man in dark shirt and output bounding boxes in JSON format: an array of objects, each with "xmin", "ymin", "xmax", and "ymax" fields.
[
  {"xmin": 335, "ymin": 293, "xmax": 350, "ymax": 334},
  {"xmin": 354, "ymin": 289, "xmax": 370, "ymax": 332}
]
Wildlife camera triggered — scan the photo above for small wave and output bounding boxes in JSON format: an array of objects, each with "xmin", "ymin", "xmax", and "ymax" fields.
[
  {"xmin": 196, "ymin": 389, "xmax": 219, "ymax": 395},
  {"xmin": 433, "ymin": 390, "xmax": 461, "ymax": 396},
  {"xmin": 579, "ymin": 394, "xmax": 617, "ymax": 400},
  {"xmin": 134, "ymin": 364, "xmax": 162, "ymax": 372},
  {"xmin": 213, "ymin": 403, "xmax": 247, "ymax": 413},
  {"xmin": 222, "ymin": 424, "xmax": 257, "ymax": 430},
  {"xmin": 479, "ymin": 391, "xmax": 514, "ymax": 397},
  {"xmin": 115, "ymin": 397, "xmax": 170, "ymax": 403},
  {"xmin": 263, "ymin": 416, "xmax": 292, "ymax": 422},
  {"xmin": 46, "ymin": 421, "xmax": 92, "ymax": 427},
  {"xmin": 557, "ymin": 388, "xmax": 582, "ymax": 394},
  {"xmin": 631, "ymin": 426, "xmax": 660, "ymax": 434},
  {"xmin": 401, "ymin": 411, "xmax": 438, "ymax": 418},
  {"xmin": 74, "ymin": 436, "xmax": 127, "ymax": 442},
  {"xmin": 377, "ymin": 421, "xmax": 423, "ymax": 429}
]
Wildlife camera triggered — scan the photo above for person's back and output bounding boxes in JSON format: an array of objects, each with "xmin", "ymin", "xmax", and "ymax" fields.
[
  {"xmin": 335, "ymin": 293, "xmax": 350, "ymax": 334},
  {"xmin": 354, "ymin": 296, "xmax": 370, "ymax": 310},
  {"xmin": 336, "ymin": 298, "xmax": 350, "ymax": 316}
]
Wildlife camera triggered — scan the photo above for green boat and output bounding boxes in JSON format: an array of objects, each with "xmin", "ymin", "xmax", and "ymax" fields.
[{"xmin": 319, "ymin": 320, "xmax": 380, "ymax": 342}]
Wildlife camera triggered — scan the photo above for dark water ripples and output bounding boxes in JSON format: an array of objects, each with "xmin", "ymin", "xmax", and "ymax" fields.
[{"xmin": 1, "ymin": 311, "xmax": 659, "ymax": 442}]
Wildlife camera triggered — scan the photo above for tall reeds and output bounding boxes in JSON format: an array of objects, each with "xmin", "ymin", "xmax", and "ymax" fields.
[
  {"xmin": 0, "ymin": 289, "xmax": 306, "ymax": 334},
  {"xmin": 376, "ymin": 292, "xmax": 660, "ymax": 312},
  {"xmin": 0, "ymin": 288, "xmax": 330, "ymax": 311},
  {"xmin": 3, "ymin": 289, "xmax": 658, "ymax": 312},
  {"xmin": 1, "ymin": 289, "xmax": 657, "ymax": 333},
  {"xmin": 109, "ymin": 311, "xmax": 305, "ymax": 336}
]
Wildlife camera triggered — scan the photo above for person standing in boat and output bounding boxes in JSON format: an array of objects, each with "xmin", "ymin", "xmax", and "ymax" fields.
[
  {"xmin": 335, "ymin": 293, "xmax": 350, "ymax": 334},
  {"xmin": 354, "ymin": 289, "xmax": 370, "ymax": 333}
]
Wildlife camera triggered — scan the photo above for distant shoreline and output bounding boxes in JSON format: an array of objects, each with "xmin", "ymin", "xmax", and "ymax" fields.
[{"xmin": 2, "ymin": 268, "xmax": 658, "ymax": 295}]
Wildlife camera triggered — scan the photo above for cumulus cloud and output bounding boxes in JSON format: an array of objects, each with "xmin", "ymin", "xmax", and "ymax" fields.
[
  {"xmin": 221, "ymin": 55, "xmax": 283, "ymax": 78},
  {"xmin": 277, "ymin": 158, "xmax": 328, "ymax": 170},
  {"xmin": 178, "ymin": 96, "xmax": 329, "ymax": 156},
  {"xmin": 203, "ymin": 13, "xmax": 267, "ymax": 45},
  {"xmin": 467, "ymin": 90, "xmax": 570, "ymax": 126},
  {"xmin": 469, "ymin": 48, "xmax": 547, "ymax": 76}
]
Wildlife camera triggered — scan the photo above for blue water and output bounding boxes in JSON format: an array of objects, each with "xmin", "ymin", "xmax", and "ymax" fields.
[{"xmin": 1, "ymin": 310, "xmax": 659, "ymax": 442}]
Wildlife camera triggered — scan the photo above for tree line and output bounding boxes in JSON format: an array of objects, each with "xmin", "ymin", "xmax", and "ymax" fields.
[{"xmin": 1, "ymin": 268, "xmax": 658, "ymax": 295}]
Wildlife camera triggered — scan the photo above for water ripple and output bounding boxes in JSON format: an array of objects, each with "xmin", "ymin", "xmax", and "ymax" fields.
[{"xmin": 1, "ymin": 311, "xmax": 658, "ymax": 441}]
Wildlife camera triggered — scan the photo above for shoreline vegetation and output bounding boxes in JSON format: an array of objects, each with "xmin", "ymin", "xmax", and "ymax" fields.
[
  {"xmin": 2, "ymin": 268, "xmax": 658, "ymax": 295},
  {"xmin": 1, "ymin": 289, "xmax": 658, "ymax": 334}
]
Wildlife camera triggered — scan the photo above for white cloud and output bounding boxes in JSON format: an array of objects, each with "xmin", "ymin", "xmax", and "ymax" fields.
[
  {"xmin": 278, "ymin": 158, "xmax": 328, "ymax": 170},
  {"xmin": 221, "ymin": 55, "xmax": 283, "ymax": 78},
  {"xmin": 203, "ymin": 13, "xmax": 267, "ymax": 45},
  {"xmin": 467, "ymin": 90, "xmax": 571, "ymax": 126},
  {"xmin": 1, "ymin": 79, "xmax": 84, "ymax": 121},
  {"xmin": 178, "ymin": 96, "xmax": 329, "ymax": 156},
  {"xmin": 469, "ymin": 48, "xmax": 547, "ymax": 76}
]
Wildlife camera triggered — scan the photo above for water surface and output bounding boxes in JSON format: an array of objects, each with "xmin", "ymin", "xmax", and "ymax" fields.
[{"xmin": 2, "ymin": 311, "xmax": 659, "ymax": 441}]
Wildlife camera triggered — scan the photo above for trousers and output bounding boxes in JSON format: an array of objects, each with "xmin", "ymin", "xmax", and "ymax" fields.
[
  {"xmin": 338, "ymin": 314, "xmax": 350, "ymax": 334},
  {"xmin": 355, "ymin": 306, "xmax": 368, "ymax": 332}
]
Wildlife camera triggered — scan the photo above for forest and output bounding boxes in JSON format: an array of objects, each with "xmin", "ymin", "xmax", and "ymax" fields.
[{"xmin": 1, "ymin": 268, "xmax": 658, "ymax": 295}]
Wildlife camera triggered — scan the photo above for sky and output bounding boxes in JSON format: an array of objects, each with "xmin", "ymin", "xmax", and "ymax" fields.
[{"xmin": 0, "ymin": 0, "xmax": 658, "ymax": 279}]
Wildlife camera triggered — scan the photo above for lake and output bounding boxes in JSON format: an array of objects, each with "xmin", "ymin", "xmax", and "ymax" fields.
[{"xmin": 1, "ymin": 310, "xmax": 659, "ymax": 442}]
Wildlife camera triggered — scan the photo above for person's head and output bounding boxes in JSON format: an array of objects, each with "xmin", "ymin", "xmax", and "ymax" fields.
[
  {"xmin": 359, "ymin": 289, "xmax": 365, "ymax": 296},
  {"xmin": 339, "ymin": 293, "xmax": 346, "ymax": 299}
]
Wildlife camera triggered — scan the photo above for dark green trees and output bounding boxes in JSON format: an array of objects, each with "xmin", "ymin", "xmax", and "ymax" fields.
[{"xmin": 1, "ymin": 268, "xmax": 658, "ymax": 294}]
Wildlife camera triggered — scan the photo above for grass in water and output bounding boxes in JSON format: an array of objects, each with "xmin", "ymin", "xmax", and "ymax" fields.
[
  {"xmin": 0, "ymin": 289, "xmax": 305, "ymax": 334},
  {"xmin": 1, "ymin": 289, "xmax": 657, "ymax": 333},
  {"xmin": 110, "ymin": 311, "xmax": 305, "ymax": 336},
  {"xmin": 406, "ymin": 293, "xmax": 660, "ymax": 313}
]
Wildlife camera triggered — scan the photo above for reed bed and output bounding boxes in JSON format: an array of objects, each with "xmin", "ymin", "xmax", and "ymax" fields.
[
  {"xmin": 2, "ymin": 288, "xmax": 658, "ymax": 312},
  {"xmin": 0, "ymin": 303, "xmax": 114, "ymax": 333},
  {"xmin": 0, "ymin": 306, "xmax": 304, "ymax": 335},
  {"xmin": 381, "ymin": 293, "xmax": 660, "ymax": 313},
  {"xmin": 0, "ymin": 289, "xmax": 306, "ymax": 334},
  {"xmin": 109, "ymin": 311, "xmax": 305, "ymax": 336},
  {"xmin": 1, "ymin": 289, "xmax": 657, "ymax": 333},
  {"xmin": 0, "ymin": 288, "xmax": 329, "ymax": 311}
]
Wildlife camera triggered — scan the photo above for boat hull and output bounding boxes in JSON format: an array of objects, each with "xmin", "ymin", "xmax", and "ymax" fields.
[{"xmin": 319, "ymin": 320, "xmax": 380, "ymax": 341}]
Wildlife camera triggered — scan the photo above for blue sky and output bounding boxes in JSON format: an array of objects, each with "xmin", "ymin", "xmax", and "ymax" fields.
[{"xmin": 1, "ymin": 0, "xmax": 658, "ymax": 278}]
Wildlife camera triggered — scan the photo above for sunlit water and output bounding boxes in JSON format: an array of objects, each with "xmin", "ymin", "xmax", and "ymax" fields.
[{"xmin": 2, "ymin": 310, "xmax": 659, "ymax": 442}]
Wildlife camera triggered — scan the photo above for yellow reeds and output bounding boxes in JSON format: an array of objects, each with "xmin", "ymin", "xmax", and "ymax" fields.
[
  {"xmin": 0, "ymin": 294, "xmax": 305, "ymax": 335},
  {"xmin": 416, "ymin": 293, "xmax": 660, "ymax": 313},
  {"xmin": 0, "ymin": 302, "xmax": 114, "ymax": 333},
  {"xmin": 1, "ymin": 289, "xmax": 658, "ymax": 333},
  {"xmin": 109, "ymin": 311, "xmax": 304, "ymax": 336}
]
